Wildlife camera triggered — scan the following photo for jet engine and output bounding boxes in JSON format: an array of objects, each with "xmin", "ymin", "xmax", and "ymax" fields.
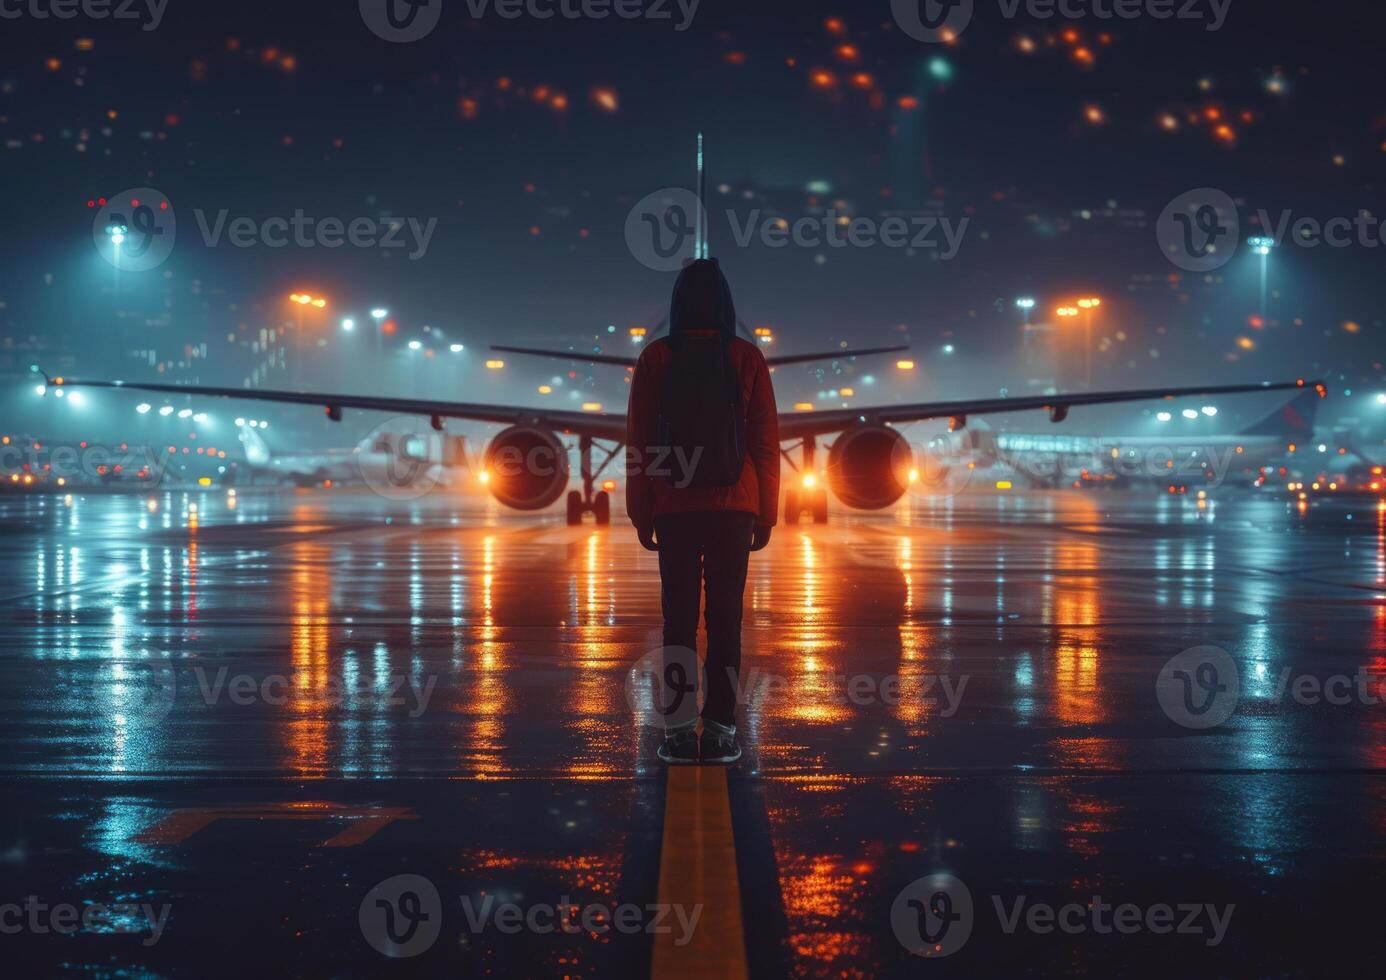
[
  {"xmin": 826, "ymin": 424, "xmax": 915, "ymax": 510},
  {"xmin": 483, "ymin": 425, "xmax": 569, "ymax": 510}
]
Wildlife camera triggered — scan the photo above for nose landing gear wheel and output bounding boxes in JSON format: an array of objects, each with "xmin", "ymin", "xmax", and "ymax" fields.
[
  {"xmin": 784, "ymin": 488, "xmax": 801, "ymax": 525},
  {"xmin": 566, "ymin": 490, "xmax": 584, "ymax": 526},
  {"xmin": 593, "ymin": 491, "xmax": 611, "ymax": 526},
  {"xmin": 811, "ymin": 487, "xmax": 829, "ymax": 524}
]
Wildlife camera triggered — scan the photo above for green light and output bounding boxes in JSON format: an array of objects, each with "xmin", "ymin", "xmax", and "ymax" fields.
[{"xmin": 929, "ymin": 57, "xmax": 953, "ymax": 81}]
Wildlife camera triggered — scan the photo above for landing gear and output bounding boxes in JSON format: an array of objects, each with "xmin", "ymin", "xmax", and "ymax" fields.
[
  {"xmin": 781, "ymin": 436, "xmax": 830, "ymax": 524},
  {"xmin": 783, "ymin": 486, "xmax": 829, "ymax": 525},
  {"xmin": 565, "ymin": 436, "xmax": 621, "ymax": 526}
]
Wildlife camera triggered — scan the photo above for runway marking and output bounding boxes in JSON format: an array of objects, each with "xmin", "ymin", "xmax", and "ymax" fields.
[
  {"xmin": 133, "ymin": 803, "xmax": 417, "ymax": 846},
  {"xmin": 652, "ymin": 766, "xmax": 748, "ymax": 980}
]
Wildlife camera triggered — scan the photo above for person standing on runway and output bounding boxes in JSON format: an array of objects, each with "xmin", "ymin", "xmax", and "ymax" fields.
[{"xmin": 625, "ymin": 258, "xmax": 780, "ymax": 765}]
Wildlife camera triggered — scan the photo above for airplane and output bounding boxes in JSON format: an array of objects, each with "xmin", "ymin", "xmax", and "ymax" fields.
[
  {"xmin": 1271, "ymin": 424, "xmax": 1386, "ymax": 497},
  {"xmin": 38, "ymin": 365, "xmax": 1327, "ymax": 524},
  {"xmin": 936, "ymin": 387, "xmax": 1326, "ymax": 491},
  {"xmin": 1330, "ymin": 429, "xmax": 1386, "ymax": 489},
  {"xmin": 212, "ymin": 340, "xmax": 911, "ymax": 496},
  {"xmin": 230, "ymin": 420, "xmax": 472, "ymax": 490},
  {"xmin": 34, "ymin": 140, "xmax": 1330, "ymax": 525}
]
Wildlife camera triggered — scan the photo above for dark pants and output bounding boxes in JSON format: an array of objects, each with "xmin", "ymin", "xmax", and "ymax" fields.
[{"xmin": 654, "ymin": 511, "xmax": 755, "ymax": 728}]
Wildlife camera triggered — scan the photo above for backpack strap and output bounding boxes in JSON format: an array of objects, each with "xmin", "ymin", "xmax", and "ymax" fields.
[
  {"xmin": 721, "ymin": 336, "xmax": 746, "ymax": 460},
  {"xmin": 655, "ymin": 335, "xmax": 682, "ymax": 450}
]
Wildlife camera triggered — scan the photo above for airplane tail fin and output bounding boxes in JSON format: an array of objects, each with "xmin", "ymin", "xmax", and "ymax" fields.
[
  {"xmin": 1239, "ymin": 389, "xmax": 1321, "ymax": 441},
  {"xmin": 238, "ymin": 423, "xmax": 271, "ymax": 465},
  {"xmin": 696, "ymin": 132, "xmax": 709, "ymax": 260}
]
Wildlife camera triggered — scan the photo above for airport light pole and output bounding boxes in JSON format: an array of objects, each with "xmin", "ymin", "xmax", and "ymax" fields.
[
  {"xmin": 1016, "ymin": 296, "xmax": 1036, "ymax": 336},
  {"xmin": 1249, "ymin": 237, "xmax": 1274, "ymax": 325},
  {"xmin": 370, "ymin": 308, "xmax": 389, "ymax": 359},
  {"xmin": 288, "ymin": 293, "xmax": 328, "ymax": 382},
  {"xmin": 1077, "ymin": 297, "xmax": 1102, "ymax": 390},
  {"xmin": 340, "ymin": 318, "xmax": 355, "ymax": 381},
  {"xmin": 1056, "ymin": 305, "xmax": 1080, "ymax": 389}
]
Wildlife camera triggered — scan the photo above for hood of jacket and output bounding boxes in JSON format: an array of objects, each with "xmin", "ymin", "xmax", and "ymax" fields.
[{"xmin": 668, "ymin": 258, "xmax": 737, "ymax": 339}]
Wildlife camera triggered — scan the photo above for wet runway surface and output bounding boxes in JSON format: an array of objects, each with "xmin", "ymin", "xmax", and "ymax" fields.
[{"xmin": 3, "ymin": 489, "xmax": 1385, "ymax": 976}]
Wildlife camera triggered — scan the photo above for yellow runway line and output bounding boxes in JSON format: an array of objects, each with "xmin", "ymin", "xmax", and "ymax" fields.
[{"xmin": 651, "ymin": 766, "xmax": 749, "ymax": 980}]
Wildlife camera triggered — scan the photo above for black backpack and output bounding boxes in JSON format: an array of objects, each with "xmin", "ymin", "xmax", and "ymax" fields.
[{"xmin": 655, "ymin": 333, "xmax": 747, "ymax": 488}]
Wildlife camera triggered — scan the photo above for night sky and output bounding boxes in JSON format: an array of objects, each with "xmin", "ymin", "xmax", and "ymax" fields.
[{"xmin": 3, "ymin": 0, "xmax": 1384, "ymax": 451}]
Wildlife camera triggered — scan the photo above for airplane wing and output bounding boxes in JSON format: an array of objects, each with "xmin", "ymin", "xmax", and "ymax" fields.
[
  {"xmin": 777, "ymin": 379, "xmax": 1327, "ymax": 440},
  {"xmin": 50, "ymin": 374, "xmax": 1324, "ymax": 448},
  {"xmin": 490, "ymin": 344, "xmax": 910, "ymax": 369},
  {"xmin": 48, "ymin": 377, "xmax": 629, "ymax": 442},
  {"xmin": 491, "ymin": 346, "xmax": 640, "ymax": 368},
  {"xmin": 766, "ymin": 346, "xmax": 910, "ymax": 367}
]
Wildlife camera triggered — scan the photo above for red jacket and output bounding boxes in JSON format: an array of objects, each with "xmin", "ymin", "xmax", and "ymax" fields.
[{"xmin": 625, "ymin": 333, "xmax": 780, "ymax": 528}]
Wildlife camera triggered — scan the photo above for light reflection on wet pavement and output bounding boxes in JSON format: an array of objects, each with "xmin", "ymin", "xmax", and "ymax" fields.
[{"xmin": 2, "ymin": 490, "xmax": 1384, "ymax": 976}]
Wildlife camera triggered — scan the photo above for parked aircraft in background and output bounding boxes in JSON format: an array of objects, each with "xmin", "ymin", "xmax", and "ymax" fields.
[{"xmin": 935, "ymin": 388, "xmax": 1325, "ymax": 492}]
